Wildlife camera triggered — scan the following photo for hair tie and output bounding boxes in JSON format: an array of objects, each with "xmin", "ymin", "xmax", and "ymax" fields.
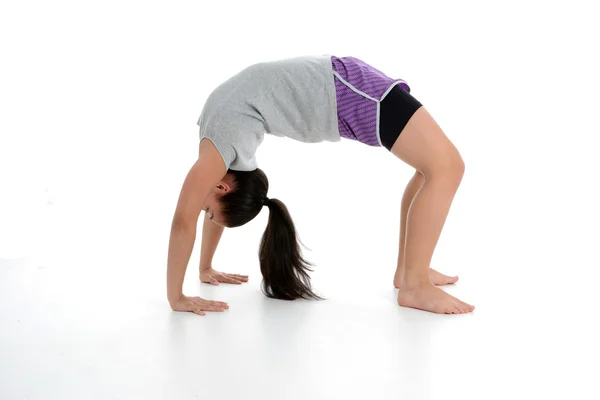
[{"xmin": 263, "ymin": 197, "xmax": 270, "ymax": 206}]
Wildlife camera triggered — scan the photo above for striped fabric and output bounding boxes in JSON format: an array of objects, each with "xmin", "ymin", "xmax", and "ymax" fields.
[{"xmin": 331, "ymin": 56, "xmax": 410, "ymax": 147}]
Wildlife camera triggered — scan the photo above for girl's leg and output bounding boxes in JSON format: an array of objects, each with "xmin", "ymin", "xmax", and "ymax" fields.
[
  {"xmin": 393, "ymin": 170, "xmax": 459, "ymax": 287},
  {"xmin": 390, "ymin": 106, "xmax": 474, "ymax": 314}
]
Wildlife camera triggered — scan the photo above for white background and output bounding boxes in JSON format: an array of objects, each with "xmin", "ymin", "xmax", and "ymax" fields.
[{"xmin": 1, "ymin": 1, "xmax": 599, "ymax": 399}]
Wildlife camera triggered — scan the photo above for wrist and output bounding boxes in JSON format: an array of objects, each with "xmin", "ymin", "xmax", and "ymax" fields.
[
  {"xmin": 168, "ymin": 292, "xmax": 184, "ymax": 308},
  {"xmin": 199, "ymin": 265, "xmax": 212, "ymax": 272}
]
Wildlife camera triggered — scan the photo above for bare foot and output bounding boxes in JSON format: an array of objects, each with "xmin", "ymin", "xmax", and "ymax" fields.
[
  {"xmin": 428, "ymin": 268, "xmax": 458, "ymax": 285},
  {"xmin": 394, "ymin": 268, "xmax": 458, "ymax": 288},
  {"xmin": 397, "ymin": 282, "xmax": 475, "ymax": 314}
]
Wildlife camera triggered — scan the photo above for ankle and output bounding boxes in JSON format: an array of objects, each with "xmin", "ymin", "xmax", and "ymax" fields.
[{"xmin": 401, "ymin": 273, "xmax": 431, "ymax": 290}]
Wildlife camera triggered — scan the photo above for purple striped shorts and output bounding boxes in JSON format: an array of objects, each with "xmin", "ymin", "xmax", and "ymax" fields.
[{"xmin": 331, "ymin": 55, "xmax": 412, "ymax": 148}]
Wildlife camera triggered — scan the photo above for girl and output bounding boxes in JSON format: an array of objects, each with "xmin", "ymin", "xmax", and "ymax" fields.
[{"xmin": 166, "ymin": 55, "xmax": 474, "ymax": 315}]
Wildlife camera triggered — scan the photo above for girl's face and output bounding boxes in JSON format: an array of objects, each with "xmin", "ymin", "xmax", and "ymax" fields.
[
  {"xmin": 203, "ymin": 178, "xmax": 232, "ymax": 227},
  {"xmin": 204, "ymin": 196, "xmax": 224, "ymax": 227}
]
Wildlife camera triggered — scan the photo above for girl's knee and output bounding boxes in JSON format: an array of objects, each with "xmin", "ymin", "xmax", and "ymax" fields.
[
  {"xmin": 444, "ymin": 147, "xmax": 465, "ymax": 180},
  {"xmin": 424, "ymin": 153, "xmax": 464, "ymax": 184},
  {"xmin": 454, "ymin": 155, "xmax": 465, "ymax": 181}
]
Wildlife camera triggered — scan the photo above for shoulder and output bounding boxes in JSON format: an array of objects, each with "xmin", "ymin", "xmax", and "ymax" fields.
[
  {"xmin": 172, "ymin": 140, "xmax": 227, "ymax": 224},
  {"xmin": 198, "ymin": 138, "xmax": 229, "ymax": 174}
]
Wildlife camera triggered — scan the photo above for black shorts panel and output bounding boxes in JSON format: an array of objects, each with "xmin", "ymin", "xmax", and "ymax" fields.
[{"xmin": 379, "ymin": 85, "xmax": 423, "ymax": 151}]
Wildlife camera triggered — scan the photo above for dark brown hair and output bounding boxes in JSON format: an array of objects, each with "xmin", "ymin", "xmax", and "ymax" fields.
[{"xmin": 220, "ymin": 168, "xmax": 321, "ymax": 300}]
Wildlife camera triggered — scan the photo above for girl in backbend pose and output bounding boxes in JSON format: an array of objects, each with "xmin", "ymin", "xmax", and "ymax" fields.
[{"xmin": 166, "ymin": 55, "xmax": 474, "ymax": 315}]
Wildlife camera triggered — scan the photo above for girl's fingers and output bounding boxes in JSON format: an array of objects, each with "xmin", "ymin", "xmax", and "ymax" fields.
[
  {"xmin": 191, "ymin": 303, "xmax": 226, "ymax": 312},
  {"xmin": 198, "ymin": 300, "xmax": 228, "ymax": 308},
  {"xmin": 215, "ymin": 274, "xmax": 240, "ymax": 284},
  {"xmin": 200, "ymin": 305, "xmax": 226, "ymax": 312},
  {"xmin": 205, "ymin": 300, "xmax": 228, "ymax": 307},
  {"xmin": 226, "ymin": 273, "xmax": 248, "ymax": 279},
  {"xmin": 185, "ymin": 298, "xmax": 229, "ymax": 315},
  {"xmin": 197, "ymin": 303, "xmax": 227, "ymax": 311},
  {"xmin": 224, "ymin": 273, "xmax": 248, "ymax": 281}
]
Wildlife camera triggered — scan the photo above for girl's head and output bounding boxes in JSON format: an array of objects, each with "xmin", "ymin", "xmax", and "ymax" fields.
[
  {"xmin": 205, "ymin": 168, "xmax": 321, "ymax": 301},
  {"xmin": 203, "ymin": 169, "xmax": 267, "ymax": 228}
]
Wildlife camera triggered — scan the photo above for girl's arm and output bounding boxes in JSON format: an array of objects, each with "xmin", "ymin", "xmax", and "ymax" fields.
[
  {"xmin": 167, "ymin": 139, "xmax": 227, "ymax": 311},
  {"xmin": 199, "ymin": 211, "xmax": 225, "ymax": 272},
  {"xmin": 198, "ymin": 213, "xmax": 249, "ymax": 285}
]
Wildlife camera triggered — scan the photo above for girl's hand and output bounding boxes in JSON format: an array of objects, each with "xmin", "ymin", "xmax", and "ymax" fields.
[
  {"xmin": 200, "ymin": 267, "xmax": 249, "ymax": 285},
  {"xmin": 170, "ymin": 294, "xmax": 229, "ymax": 316}
]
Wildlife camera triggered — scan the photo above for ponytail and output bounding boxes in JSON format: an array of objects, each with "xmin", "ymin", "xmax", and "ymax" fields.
[
  {"xmin": 219, "ymin": 168, "xmax": 321, "ymax": 300},
  {"xmin": 259, "ymin": 198, "xmax": 322, "ymax": 300}
]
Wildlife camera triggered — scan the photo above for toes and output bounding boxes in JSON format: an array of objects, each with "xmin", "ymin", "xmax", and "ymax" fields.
[
  {"xmin": 459, "ymin": 301, "xmax": 474, "ymax": 313},
  {"xmin": 452, "ymin": 299, "xmax": 467, "ymax": 314},
  {"xmin": 461, "ymin": 300, "xmax": 474, "ymax": 312},
  {"xmin": 443, "ymin": 303, "xmax": 461, "ymax": 314},
  {"xmin": 441, "ymin": 275, "xmax": 458, "ymax": 284},
  {"xmin": 455, "ymin": 300, "xmax": 467, "ymax": 311}
]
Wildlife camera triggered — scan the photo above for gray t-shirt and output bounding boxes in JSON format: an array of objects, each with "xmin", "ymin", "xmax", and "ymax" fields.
[{"xmin": 197, "ymin": 54, "xmax": 340, "ymax": 171}]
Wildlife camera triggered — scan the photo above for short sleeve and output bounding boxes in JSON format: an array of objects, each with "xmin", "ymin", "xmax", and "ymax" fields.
[{"xmin": 200, "ymin": 134, "xmax": 236, "ymax": 171}]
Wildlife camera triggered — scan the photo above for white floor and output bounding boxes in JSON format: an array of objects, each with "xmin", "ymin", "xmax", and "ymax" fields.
[{"xmin": 1, "ymin": 188, "xmax": 599, "ymax": 400}]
